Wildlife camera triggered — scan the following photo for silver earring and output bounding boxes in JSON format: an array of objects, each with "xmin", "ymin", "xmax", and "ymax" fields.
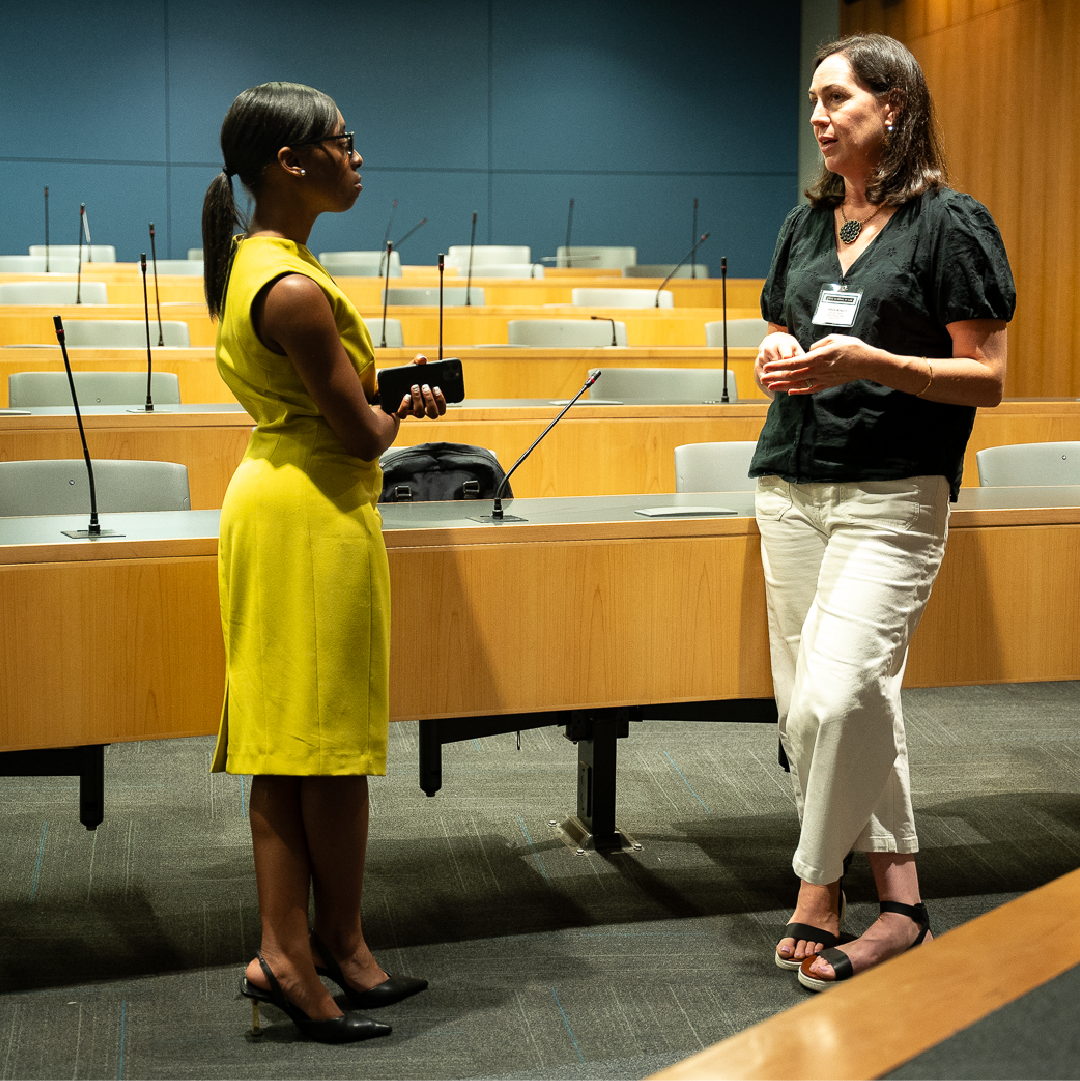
[{"xmin": 300, "ymin": 169, "xmax": 306, "ymax": 176}]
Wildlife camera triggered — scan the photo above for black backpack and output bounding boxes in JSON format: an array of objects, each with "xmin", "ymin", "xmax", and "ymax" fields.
[{"xmin": 377, "ymin": 442, "xmax": 512, "ymax": 503}]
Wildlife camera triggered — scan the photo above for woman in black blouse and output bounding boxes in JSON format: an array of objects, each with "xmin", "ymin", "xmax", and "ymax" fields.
[{"xmin": 751, "ymin": 33, "xmax": 1015, "ymax": 991}]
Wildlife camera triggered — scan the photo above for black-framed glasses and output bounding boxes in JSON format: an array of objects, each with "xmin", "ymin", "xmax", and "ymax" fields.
[{"xmin": 294, "ymin": 131, "xmax": 355, "ymax": 155}]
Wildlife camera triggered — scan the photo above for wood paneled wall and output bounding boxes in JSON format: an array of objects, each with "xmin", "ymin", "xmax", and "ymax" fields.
[{"xmin": 841, "ymin": 0, "xmax": 1080, "ymax": 398}]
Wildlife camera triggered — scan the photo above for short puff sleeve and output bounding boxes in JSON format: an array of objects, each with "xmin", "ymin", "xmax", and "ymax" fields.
[{"xmin": 933, "ymin": 192, "xmax": 1016, "ymax": 324}]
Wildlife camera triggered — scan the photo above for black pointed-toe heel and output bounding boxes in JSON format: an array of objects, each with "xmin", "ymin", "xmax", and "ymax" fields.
[
  {"xmin": 239, "ymin": 952, "xmax": 392, "ymax": 1043},
  {"xmin": 311, "ymin": 930, "xmax": 428, "ymax": 1009},
  {"xmin": 797, "ymin": 899, "xmax": 931, "ymax": 993}
]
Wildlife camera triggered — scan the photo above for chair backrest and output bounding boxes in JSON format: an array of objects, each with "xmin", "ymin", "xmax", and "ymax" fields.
[
  {"xmin": 507, "ymin": 319, "xmax": 628, "ymax": 347},
  {"xmin": 0, "ymin": 255, "xmax": 81, "ymax": 273},
  {"xmin": 571, "ymin": 287, "xmax": 673, "ymax": 309},
  {"xmin": 625, "ymin": 264, "xmax": 709, "ymax": 279},
  {"xmin": 557, "ymin": 245, "xmax": 637, "ymax": 269},
  {"xmin": 384, "ymin": 287, "xmax": 484, "ymax": 306},
  {"xmin": 318, "ymin": 250, "xmax": 403, "ymax": 277},
  {"xmin": 0, "ymin": 281, "xmax": 108, "ymax": 305},
  {"xmin": 454, "ymin": 263, "xmax": 542, "ymax": 279},
  {"xmin": 446, "ymin": 245, "xmax": 531, "ymax": 267},
  {"xmin": 975, "ymin": 442, "xmax": 1080, "ymax": 486},
  {"xmin": 0, "ymin": 459, "xmax": 190, "ymax": 515},
  {"xmin": 29, "ymin": 244, "xmax": 116, "ymax": 262},
  {"xmin": 705, "ymin": 318, "xmax": 769, "ymax": 348},
  {"xmin": 187, "ymin": 248, "xmax": 203, "ymax": 260},
  {"xmin": 9, "ymin": 371, "xmax": 182, "ymax": 407},
  {"xmin": 589, "ymin": 367, "xmax": 737, "ymax": 402},
  {"xmin": 362, "ymin": 317, "xmax": 404, "ymax": 348},
  {"xmin": 62, "ymin": 320, "xmax": 191, "ymax": 348},
  {"xmin": 145, "ymin": 259, "xmax": 203, "ymax": 275},
  {"xmin": 674, "ymin": 442, "xmax": 757, "ymax": 492}
]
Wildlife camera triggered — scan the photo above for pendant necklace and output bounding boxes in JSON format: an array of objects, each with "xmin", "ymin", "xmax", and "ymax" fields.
[{"xmin": 838, "ymin": 202, "xmax": 884, "ymax": 244}]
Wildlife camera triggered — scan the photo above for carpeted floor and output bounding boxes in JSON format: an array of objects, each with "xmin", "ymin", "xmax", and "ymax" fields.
[{"xmin": 1, "ymin": 681, "xmax": 1078, "ymax": 1080}]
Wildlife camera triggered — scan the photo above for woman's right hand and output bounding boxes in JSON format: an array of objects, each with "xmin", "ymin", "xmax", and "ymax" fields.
[{"xmin": 756, "ymin": 329, "xmax": 805, "ymax": 398}]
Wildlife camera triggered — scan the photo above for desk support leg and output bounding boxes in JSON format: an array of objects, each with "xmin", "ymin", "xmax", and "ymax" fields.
[
  {"xmin": 79, "ymin": 745, "xmax": 105, "ymax": 831},
  {"xmin": 419, "ymin": 720, "xmax": 442, "ymax": 798},
  {"xmin": 561, "ymin": 708, "xmax": 636, "ymax": 853}
]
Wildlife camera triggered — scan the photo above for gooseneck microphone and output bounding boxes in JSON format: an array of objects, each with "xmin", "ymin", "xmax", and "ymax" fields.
[
  {"xmin": 465, "ymin": 211, "xmax": 477, "ymax": 306},
  {"xmin": 437, "ymin": 253, "xmax": 445, "ymax": 360},
  {"xmin": 140, "ymin": 254, "xmax": 154, "ymax": 411},
  {"xmin": 564, "ymin": 197, "xmax": 574, "ymax": 267},
  {"xmin": 691, "ymin": 198, "xmax": 699, "ymax": 278},
  {"xmin": 474, "ymin": 371, "xmax": 601, "ymax": 523},
  {"xmin": 149, "ymin": 223, "xmax": 163, "ymax": 345},
  {"xmin": 590, "ymin": 315, "xmax": 618, "ymax": 346},
  {"xmin": 127, "ymin": 254, "xmax": 172, "ymax": 413},
  {"xmin": 393, "ymin": 217, "xmax": 427, "ymax": 249},
  {"xmin": 76, "ymin": 204, "xmax": 85, "ymax": 304},
  {"xmin": 380, "ymin": 241, "xmax": 392, "ymax": 348},
  {"xmin": 656, "ymin": 232, "xmax": 710, "ymax": 307},
  {"xmin": 44, "ymin": 187, "xmax": 50, "ymax": 273},
  {"xmin": 53, "ymin": 316, "xmax": 122, "ymax": 539},
  {"xmin": 721, "ymin": 256, "xmax": 731, "ymax": 403},
  {"xmin": 381, "ymin": 198, "xmax": 398, "ymax": 267}
]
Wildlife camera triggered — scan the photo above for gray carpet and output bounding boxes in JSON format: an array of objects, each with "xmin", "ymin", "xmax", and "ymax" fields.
[{"xmin": 1, "ymin": 681, "xmax": 1079, "ymax": 1080}]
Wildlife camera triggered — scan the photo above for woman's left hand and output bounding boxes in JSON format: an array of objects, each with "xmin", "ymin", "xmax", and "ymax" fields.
[
  {"xmin": 760, "ymin": 334, "xmax": 879, "ymax": 395},
  {"xmin": 394, "ymin": 354, "xmax": 447, "ymax": 419}
]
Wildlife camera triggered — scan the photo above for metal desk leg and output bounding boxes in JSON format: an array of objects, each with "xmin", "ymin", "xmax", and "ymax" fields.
[
  {"xmin": 0, "ymin": 744, "xmax": 106, "ymax": 830},
  {"xmin": 79, "ymin": 745, "xmax": 105, "ymax": 831},
  {"xmin": 561, "ymin": 708, "xmax": 637, "ymax": 853},
  {"xmin": 419, "ymin": 720, "xmax": 443, "ymax": 797}
]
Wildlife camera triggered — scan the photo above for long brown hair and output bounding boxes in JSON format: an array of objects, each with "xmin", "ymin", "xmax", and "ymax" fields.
[
  {"xmin": 805, "ymin": 33, "xmax": 948, "ymax": 208},
  {"xmin": 201, "ymin": 82, "xmax": 338, "ymax": 318}
]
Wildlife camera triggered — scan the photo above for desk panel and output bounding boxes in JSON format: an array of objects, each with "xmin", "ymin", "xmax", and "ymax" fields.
[
  {"xmin": 0, "ymin": 346, "xmax": 761, "ymax": 406},
  {"xmin": 1, "ymin": 492, "xmax": 1078, "ymax": 753},
  {"xmin": 0, "ymin": 303, "xmax": 759, "ymax": 350},
  {"xmin": 3, "ymin": 400, "xmax": 1080, "ymax": 510}
]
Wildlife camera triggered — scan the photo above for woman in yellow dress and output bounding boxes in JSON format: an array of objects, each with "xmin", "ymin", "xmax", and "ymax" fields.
[{"xmin": 201, "ymin": 82, "xmax": 445, "ymax": 1043}]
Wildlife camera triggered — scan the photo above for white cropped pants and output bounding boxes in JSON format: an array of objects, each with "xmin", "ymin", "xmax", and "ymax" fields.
[{"xmin": 755, "ymin": 475, "xmax": 950, "ymax": 885}]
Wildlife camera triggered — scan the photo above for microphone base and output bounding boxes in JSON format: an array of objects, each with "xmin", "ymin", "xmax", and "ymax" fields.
[
  {"xmin": 126, "ymin": 406, "xmax": 173, "ymax": 413},
  {"xmin": 469, "ymin": 514, "xmax": 527, "ymax": 524},
  {"xmin": 61, "ymin": 528, "xmax": 124, "ymax": 539},
  {"xmin": 558, "ymin": 815, "xmax": 639, "ymax": 854}
]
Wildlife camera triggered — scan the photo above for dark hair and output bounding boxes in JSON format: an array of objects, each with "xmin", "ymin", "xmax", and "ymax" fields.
[
  {"xmin": 805, "ymin": 33, "xmax": 948, "ymax": 208},
  {"xmin": 201, "ymin": 81, "xmax": 338, "ymax": 318}
]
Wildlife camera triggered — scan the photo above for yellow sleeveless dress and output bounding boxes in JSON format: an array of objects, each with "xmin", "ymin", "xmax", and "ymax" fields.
[{"xmin": 210, "ymin": 236, "xmax": 389, "ymax": 776}]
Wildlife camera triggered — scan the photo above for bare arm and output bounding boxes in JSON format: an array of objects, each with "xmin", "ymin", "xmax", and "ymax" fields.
[
  {"xmin": 253, "ymin": 274, "xmax": 444, "ymax": 460},
  {"xmin": 759, "ymin": 319, "xmax": 1008, "ymax": 408}
]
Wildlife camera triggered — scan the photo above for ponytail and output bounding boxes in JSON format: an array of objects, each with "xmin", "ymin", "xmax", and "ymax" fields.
[
  {"xmin": 201, "ymin": 170, "xmax": 243, "ymax": 320},
  {"xmin": 201, "ymin": 82, "xmax": 339, "ymax": 320}
]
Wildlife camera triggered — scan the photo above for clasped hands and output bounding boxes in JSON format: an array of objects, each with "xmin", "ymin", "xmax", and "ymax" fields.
[
  {"xmin": 757, "ymin": 332, "xmax": 878, "ymax": 395},
  {"xmin": 392, "ymin": 354, "xmax": 447, "ymax": 419}
]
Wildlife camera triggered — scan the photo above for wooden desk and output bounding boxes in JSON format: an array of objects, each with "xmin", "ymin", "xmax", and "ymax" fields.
[
  {"xmin": 4, "ymin": 400, "xmax": 1079, "ymax": 510},
  {"xmin": 0, "ymin": 345, "xmax": 764, "ymax": 406},
  {"xmin": 1, "ymin": 490, "xmax": 1078, "ymax": 834},
  {"xmin": 0, "ymin": 303, "xmax": 759, "ymax": 350},
  {"xmin": 0, "ymin": 267, "xmax": 765, "ymax": 311},
  {"xmin": 0, "ymin": 272, "xmax": 204, "ymax": 306}
]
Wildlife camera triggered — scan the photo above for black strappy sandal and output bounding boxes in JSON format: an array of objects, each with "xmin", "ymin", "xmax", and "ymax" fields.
[
  {"xmin": 774, "ymin": 852, "xmax": 853, "ymax": 971},
  {"xmin": 311, "ymin": 930, "xmax": 428, "ymax": 1009},
  {"xmin": 797, "ymin": 899, "xmax": 931, "ymax": 992}
]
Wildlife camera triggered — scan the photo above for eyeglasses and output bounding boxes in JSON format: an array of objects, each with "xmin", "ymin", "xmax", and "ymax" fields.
[{"xmin": 294, "ymin": 131, "xmax": 355, "ymax": 155}]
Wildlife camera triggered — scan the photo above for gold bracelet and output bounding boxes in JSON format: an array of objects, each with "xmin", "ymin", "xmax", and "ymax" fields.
[{"xmin": 915, "ymin": 357, "xmax": 933, "ymax": 397}]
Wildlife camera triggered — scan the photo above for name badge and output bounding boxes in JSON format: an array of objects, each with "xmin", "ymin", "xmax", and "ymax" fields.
[{"xmin": 813, "ymin": 285, "xmax": 862, "ymax": 327}]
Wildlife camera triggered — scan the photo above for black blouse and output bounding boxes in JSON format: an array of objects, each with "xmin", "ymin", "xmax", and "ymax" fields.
[{"xmin": 749, "ymin": 187, "xmax": 1016, "ymax": 500}]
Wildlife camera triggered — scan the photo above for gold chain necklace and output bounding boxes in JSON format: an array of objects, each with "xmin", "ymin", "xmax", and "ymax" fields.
[{"xmin": 838, "ymin": 202, "xmax": 884, "ymax": 244}]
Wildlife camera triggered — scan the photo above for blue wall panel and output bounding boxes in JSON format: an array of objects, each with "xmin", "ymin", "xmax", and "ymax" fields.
[{"xmin": 0, "ymin": 0, "xmax": 800, "ymax": 275}]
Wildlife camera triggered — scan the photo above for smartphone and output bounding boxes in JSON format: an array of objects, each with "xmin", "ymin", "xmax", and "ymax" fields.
[{"xmin": 376, "ymin": 358, "xmax": 465, "ymax": 412}]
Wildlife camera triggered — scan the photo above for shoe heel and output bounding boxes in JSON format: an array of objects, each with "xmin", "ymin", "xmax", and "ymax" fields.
[{"xmin": 251, "ymin": 999, "xmax": 262, "ymax": 1037}]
